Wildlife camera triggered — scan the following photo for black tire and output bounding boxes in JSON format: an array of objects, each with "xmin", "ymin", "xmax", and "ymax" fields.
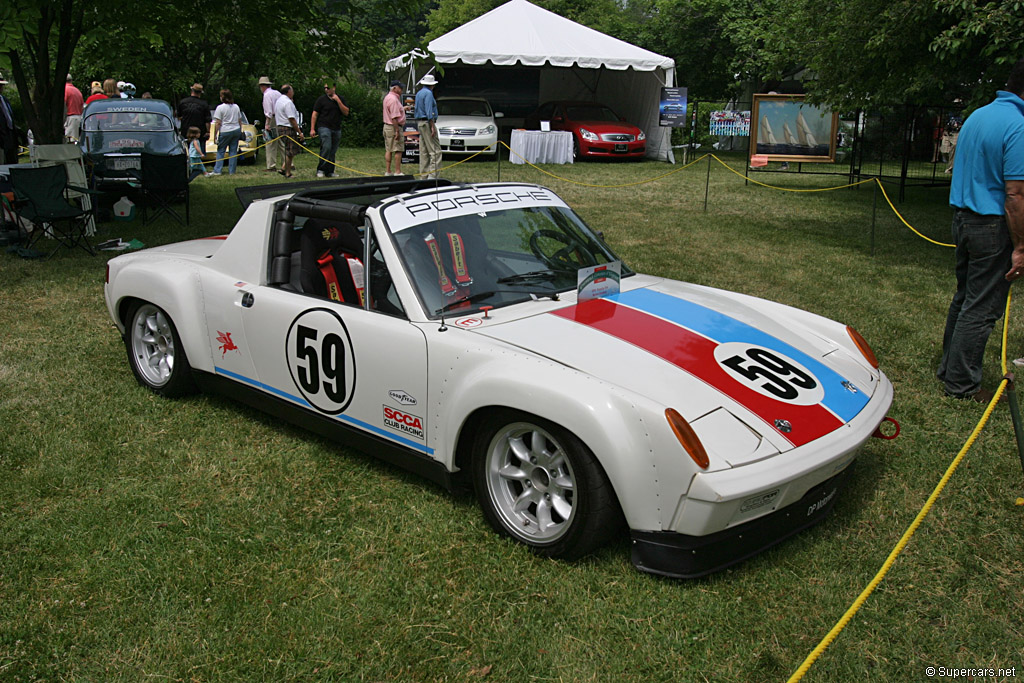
[
  {"xmin": 123, "ymin": 300, "xmax": 196, "ymax": 398},
  {"xmin": 472, "ymin": 410, "xmax": 620, "ymax": 560}
]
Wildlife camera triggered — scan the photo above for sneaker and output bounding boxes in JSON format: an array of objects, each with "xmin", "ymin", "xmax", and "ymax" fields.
[
  {"xmin": 316, "ymin": 170, "xmax": 325, "ymax": 178},
  {"xmin": 946, "ymin": 387, "xmax": 1006, "ymax": 404},
  {"xmin": 209, "ymin": 171, "xmax": 222, "ymax": 176}
]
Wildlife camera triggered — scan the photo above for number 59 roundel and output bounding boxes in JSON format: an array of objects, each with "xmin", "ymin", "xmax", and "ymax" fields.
[{"xmin": 286, "ymin": 308, "xmax": 356, "ymax": 414}]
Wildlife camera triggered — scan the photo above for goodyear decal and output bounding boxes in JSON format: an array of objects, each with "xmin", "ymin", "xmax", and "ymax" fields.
[{"xmin": 550, "ymin": 289, "xmax": 871, "ymax": 448}]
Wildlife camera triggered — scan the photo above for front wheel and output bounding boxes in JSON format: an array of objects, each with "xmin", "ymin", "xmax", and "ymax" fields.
[
  {"xmin": 472, "ymin": 410, "xmax": 620, "ymax": 560},
  {"xmin": 124, "ymin": 301, "xmax": 196, "ymax": 397}
]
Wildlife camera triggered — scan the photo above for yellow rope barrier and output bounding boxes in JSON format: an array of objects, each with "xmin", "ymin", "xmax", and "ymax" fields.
[
  {"xmin": 786, "ymin": 291, "xmax": 1013, "ymax": 683},
  {"xmin": 711, "ymin": 154, "xmax": 878, "ymax": 193},
  {"xmin": 872, "ymin": 177, "xmax": 955, "ymax": 247}
]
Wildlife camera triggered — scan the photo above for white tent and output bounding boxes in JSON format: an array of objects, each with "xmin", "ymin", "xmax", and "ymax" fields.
[{"xmin": 386, "ymin": 0, "xmax": 676, "ymax": 161}]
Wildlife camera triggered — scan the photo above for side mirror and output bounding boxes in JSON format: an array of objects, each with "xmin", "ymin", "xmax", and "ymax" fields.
[{"xmin": 253, "ymin": 119, "xmax": 261, "ymax": 127}]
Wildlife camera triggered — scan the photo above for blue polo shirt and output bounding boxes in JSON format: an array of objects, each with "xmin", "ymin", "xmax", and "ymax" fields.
[
  {"xmin": 414, "ymin": 86, "xmax": 437, "ymax": 121},
  {"xmin": 950, "ymin": 90, "xmax": 1024, "ymax": 215}
]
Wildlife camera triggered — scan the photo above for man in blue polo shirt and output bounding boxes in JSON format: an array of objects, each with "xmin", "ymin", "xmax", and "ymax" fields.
[
  {"xmin": 414, "ymin": 74, "xmax": 441, "ymax": 179},
  {"xmin": 938, "ymin": 57, "xmax": 1024, "ymax": 402}
]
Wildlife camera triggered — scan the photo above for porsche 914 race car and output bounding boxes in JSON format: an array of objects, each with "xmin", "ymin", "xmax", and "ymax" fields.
[{"xmin": 103, "ymin": 177, "xmax": 895, "ymax": 578}]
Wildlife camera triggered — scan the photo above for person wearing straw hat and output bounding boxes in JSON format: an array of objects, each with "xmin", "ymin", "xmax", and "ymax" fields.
[
  {"xmin": 414, "ymin": 73, "xmax": 441, "ymax": 179},
  {"xmin": 0, "ymin": 73, "xmax": 20, "ymax": 165},
  {"xmin": 259, "ymin": 76, "xmax": 283, "ymax": 172}
]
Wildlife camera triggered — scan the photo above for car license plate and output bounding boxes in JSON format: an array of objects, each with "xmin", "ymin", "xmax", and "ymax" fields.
[
  {"xmin": 112, "ymin": 157, "xmax": 140, "ymax": 171},
  {"xmin": 450, "ymin": 139, "xmax": 465, "ymax": 149},
  {"xmin": 614, "ymin": 144, "xmax": 627, "ymax": 153}
]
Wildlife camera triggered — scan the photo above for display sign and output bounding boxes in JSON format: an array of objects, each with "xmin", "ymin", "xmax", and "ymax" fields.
[
  {"xmin": 577, "ymin": 262, "xmax": 622, "ymax": 302},
  {"xmin": 659, "ymin": 87, "xmax": 688, "ymax": 127},
  {"xmin": 709, "ymin": 110, "xmax": 751, "ymax": 137}
]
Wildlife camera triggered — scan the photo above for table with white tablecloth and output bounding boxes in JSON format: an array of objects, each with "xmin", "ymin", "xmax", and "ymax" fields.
[{"xmin": 508, "ymin": 130, "xmax": 573, "ymax": 165}]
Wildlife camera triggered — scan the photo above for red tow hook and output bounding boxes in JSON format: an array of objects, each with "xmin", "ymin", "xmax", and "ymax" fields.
[{"xmin": 872, "ymin": 416, "xmax": 900, "ymax": 440}]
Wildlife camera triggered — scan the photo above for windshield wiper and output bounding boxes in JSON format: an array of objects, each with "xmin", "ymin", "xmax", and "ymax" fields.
[
  {"xmin": 434, "ymin": 289, "xmax": 559, "ymax": 316},
  {"xmin": 496, "ymin": 270, "xmax": 559, "ymax": 285}
]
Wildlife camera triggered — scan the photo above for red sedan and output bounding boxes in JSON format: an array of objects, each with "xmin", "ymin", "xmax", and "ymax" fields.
[{"xmin": 525, "ymin": 101, "xmax": 646, "ymax": 160}]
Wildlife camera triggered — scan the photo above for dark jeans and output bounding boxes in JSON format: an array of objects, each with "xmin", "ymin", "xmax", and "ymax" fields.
[
  {"xmin": 317, "ymin": 126, "xmax": 340, "ymax": 175},
  {"xmin": 938, "ymin": 209, "xmax": 1013, "ymax": 396},
  {"xmin": 213, "ymin": 128, "xmax": 242, "ymax": 174}
]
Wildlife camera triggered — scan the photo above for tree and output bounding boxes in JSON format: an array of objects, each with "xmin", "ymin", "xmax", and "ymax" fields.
[{"xmin": 0, "ymin": 0, "xmax": 89, "ymax": 144}]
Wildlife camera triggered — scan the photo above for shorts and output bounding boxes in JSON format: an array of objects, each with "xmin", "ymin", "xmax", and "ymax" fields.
[
  {"xmin": 282, "ymin": 129, "xmax": 303, "ymax": 155},
  {"xmin": 383, "ymin": 124, "xmax": 405, "ymax": 154}
]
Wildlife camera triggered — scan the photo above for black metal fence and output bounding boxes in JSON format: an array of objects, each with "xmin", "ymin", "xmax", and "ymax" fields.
[{"xmin": 679, "ymin": 101, "xmax": 966, "ymax": 201}]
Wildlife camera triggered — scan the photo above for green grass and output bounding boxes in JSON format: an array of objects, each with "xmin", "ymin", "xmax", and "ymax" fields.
[{"xmin": 2, "ymin": 148, "xmax": 1023, "ymax": 682}]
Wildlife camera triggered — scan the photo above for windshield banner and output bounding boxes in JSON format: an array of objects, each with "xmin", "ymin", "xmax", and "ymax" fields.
[{"xmin": 384, "ymin": 185, "xmax": 567, "ymax": 232}]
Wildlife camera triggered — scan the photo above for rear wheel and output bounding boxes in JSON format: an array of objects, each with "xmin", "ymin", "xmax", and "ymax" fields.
[
  {"xmin": 472, "ymin": 410, "xmax": 620, "ymax": 560},
  {"xmin": 124, "ymin": 301, "xmax": 196, "ymax": 397}
]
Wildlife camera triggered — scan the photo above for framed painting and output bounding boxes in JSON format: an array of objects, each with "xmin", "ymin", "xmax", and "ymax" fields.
[{"xmin": 750, "ymin": 94, "xmax": 838, "ymax": 162}]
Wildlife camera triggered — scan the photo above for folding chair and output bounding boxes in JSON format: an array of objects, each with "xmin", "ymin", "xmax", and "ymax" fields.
[
  {"xmin": 134, "ymin": 152, "xmax": 189, "ymax": 226},
  {"xmin": 9, "ymin": 164, "xmax": 98, "ymax": 257},
  {"xmin": 33, "ymin": 143, "xmax": 97, "ymax": 236}
]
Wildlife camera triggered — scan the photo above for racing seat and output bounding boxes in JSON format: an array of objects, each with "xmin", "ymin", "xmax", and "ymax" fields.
[{"xmin": 300, "ymin": 218, "xmax": 365, "ymax": 305}]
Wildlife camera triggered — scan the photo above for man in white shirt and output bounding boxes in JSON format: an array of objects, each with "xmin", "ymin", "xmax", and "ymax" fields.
[
  {"xmin": 274, "ymin": 84, "xmax": 304, "ymax": 178},
  {"xmin": 259, "ymin": 76, "xmax": 283, "ymax": 172}
]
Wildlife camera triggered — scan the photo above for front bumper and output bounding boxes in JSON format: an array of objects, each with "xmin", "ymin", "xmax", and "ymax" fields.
[
  {"xmin": 630, "ymin": 467, "xmax": 852, "ymax": 579},
  {"xmin": 582, "ymin": 142, "xmax": 645, "ymax": 158},
  {"xmin": 439, "ymin": 136, "xmax": 498, "ymax": 155}
]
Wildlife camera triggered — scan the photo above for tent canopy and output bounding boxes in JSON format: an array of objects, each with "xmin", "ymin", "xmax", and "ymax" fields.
[{"xmin": 387, "ymin": 0, "xmax": 676, "ymax": 161}]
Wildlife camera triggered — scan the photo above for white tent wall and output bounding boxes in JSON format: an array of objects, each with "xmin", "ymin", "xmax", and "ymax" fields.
[{"xmin": 537, "ymin": 66, "xmax": 674, "ymax": 161}]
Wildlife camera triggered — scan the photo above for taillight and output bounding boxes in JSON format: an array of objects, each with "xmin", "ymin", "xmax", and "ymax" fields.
[
  {"xmin": 846, "ymin": 326, "xmax": 879, "ymax": 369},
  {"xmin": 665, "ymin": 408, "xmax": 709, "ymax": 469}
]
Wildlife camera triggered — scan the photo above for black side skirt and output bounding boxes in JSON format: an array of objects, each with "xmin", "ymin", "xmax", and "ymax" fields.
[
  {"xmin": 630, "ymin": 468, "xmax": 852, "ymax": 579},
  {"xmin": 193, "ymin": 370, "xmax": 455, "ymax": 490}
]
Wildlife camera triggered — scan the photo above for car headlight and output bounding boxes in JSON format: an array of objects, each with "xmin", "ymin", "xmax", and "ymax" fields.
[
  {"xmin": 638, "ymin": 130, "xmax": 646, "ymax": 141},
  {"xmin": 479, "ymin": 124, "xmax": 496, "ymax": 136},
  {"xmin": 580, "ymin": 128, "xmax": 598, "ymax": 142},
  {"xmin": 245, "ymin": 131, "xmax": 254, "ymax": 143}
]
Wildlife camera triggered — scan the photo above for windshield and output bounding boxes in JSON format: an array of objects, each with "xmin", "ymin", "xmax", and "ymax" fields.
[
  {"xmin": 438, "ymin": 99, "xmax": 493, "ymax": 118},
  {"xmin": 83, "ymin": 111, "xmax": 174, "ymax": 132},
  {"xmin": 565, "ymin": 105, "xmax": 620, "ymax": 122},
  {"xmin": 384, "ymin": 189, "xmax": 629, "ymax": 318}
]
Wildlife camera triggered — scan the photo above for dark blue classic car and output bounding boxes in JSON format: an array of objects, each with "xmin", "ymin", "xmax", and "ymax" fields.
[{"xmin": 80, "ymin": 98, "xmax": 185, "ymax": 188}]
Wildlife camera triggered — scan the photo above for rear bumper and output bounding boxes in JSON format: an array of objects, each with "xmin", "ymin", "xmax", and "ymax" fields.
[{"xmin": 630, "ymin": 467, "xmax": 852, "ymax": 579}]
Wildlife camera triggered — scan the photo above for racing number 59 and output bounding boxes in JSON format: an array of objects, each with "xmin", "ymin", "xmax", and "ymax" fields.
[
  {"xmin": 295, "ymin": 324, "xmax": 346, "ymax": 403},
  {"xmin": 721, "ymin": 348, "xmax": 817, "ymax": 401}
]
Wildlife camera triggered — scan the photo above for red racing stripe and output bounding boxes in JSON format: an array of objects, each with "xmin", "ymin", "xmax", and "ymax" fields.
[{"xmin": 551, "ymin": 298, "xmax": 844, "ymax": 448}]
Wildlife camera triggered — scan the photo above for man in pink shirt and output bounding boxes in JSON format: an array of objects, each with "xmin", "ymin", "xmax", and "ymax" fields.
[
  {"xmin": 382, "ymin": 80, "xmax": 406, "ymax": 176},
  {"xmin": 64, "ymin": 74, "xmax": 84, "ymax": 142}
]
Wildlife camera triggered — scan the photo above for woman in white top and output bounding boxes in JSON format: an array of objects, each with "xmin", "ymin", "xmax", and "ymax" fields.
[{"xmin": 211, "ymin": 89, "xmax": 242, "ymax": 175}]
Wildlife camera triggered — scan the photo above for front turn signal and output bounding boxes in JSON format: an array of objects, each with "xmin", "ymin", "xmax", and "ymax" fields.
[
  {"xmin": 847, "ymin": 325, "xmax": 879, "ymax": 369},
  {"xmin": 665, "ymin": 408, "xmax": 710, "ymax": 470}
]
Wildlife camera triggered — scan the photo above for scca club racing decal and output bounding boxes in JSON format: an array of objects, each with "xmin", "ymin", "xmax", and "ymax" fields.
[
  {"xmin": 382, "ymin": 405, "xmax": 425, "ymax": 440},
  {"xmin": 713, "ymin": 342, "xmax": 824, "ymax": 406},
  {"xmin": 286, "ymin": 308, "xmax": 356, "ymax": 415}
]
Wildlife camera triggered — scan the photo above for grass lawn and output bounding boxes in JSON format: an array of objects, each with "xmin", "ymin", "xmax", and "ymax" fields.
[{"xmin": 1, "ymin": 147, "xmax": 1022, "ymax": 682}]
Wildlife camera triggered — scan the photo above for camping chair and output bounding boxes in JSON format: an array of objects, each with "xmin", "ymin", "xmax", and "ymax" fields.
[
  {"xmin": 32, "ymin": 143, "xmax": 97, "ymax": 236},
  {"xmin": 132, "ymin": 152, "xmax": 189, "ymax": 226},
  {"xmin": 8, "ymin": 164, "xmax": 98, "ymax": 257}
]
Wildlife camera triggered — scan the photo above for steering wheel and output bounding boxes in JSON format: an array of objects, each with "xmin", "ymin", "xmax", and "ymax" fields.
[{"xmin": 529, "ymin": 230, "xmax": 596, "ymax": 270}]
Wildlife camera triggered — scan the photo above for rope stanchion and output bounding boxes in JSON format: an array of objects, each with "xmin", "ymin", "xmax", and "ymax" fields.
[{"xmin": 786, "ymin": 291, "xmax": 1014, "ymax": 683}]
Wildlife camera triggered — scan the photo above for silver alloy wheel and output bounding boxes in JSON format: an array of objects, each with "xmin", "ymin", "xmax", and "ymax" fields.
[
  {"xmin": 485, "ymin": 421, "xmax": 577, "ymax": 544},
  {"xmin": 130, "ymin": 303, "xmax": 176, "ymax": 387}
]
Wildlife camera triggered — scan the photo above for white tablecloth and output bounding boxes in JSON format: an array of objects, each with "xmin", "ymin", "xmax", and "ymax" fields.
[{"xmin": 509, "ymin": 130, "xmax": 573, "ymax": 165}]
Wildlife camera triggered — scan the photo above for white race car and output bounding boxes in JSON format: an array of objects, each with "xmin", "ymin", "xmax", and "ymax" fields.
[{"xmin": 104, "ymin": 177, "xmax": 895, "ymax": 578}]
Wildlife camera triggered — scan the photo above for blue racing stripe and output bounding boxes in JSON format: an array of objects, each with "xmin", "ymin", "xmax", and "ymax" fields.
[
  {"xmin": 609, "ymin": 289, "xmax": 870, "ymax": 422},
  {"xmin": 214, "ymin": 366, "xmax": 434, "ymax": 455}
]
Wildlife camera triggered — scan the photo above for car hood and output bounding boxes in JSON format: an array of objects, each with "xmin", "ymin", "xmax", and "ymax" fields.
[
  {"xmin": 437, "ymin": 115, "xmax": 493, "ymax": 129},
  {"xmin": 472, "ymin": 280, "xmax": 879, "ymax": 456},
  {"xmin": 571, "ymin": 120, "xmax": 641, "ymax": 135}
]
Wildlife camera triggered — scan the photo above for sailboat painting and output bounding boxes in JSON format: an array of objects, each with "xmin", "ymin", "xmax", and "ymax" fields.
[{"xmin": 750, "ymin": 94, "xmax": 838, "ymax": 162}]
